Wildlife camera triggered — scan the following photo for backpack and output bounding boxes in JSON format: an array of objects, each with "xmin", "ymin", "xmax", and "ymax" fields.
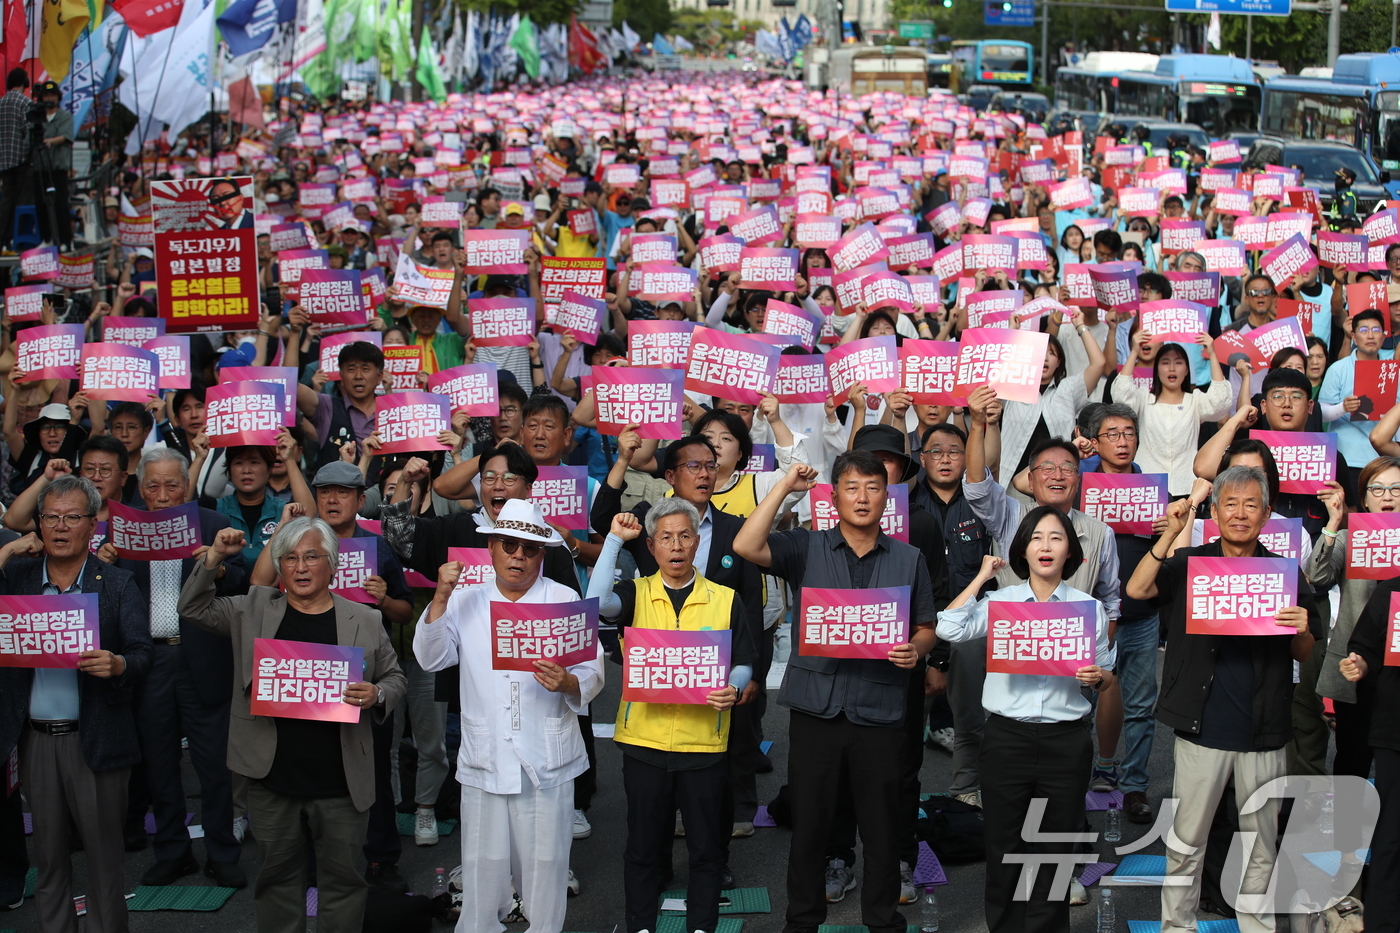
[{"xmin": 915, "ymin": 795, "xmax": 985, "ymax": 864}]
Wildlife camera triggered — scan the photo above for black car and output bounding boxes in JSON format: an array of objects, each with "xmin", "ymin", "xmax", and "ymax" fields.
[
  {"xmin": 989, "ymin": 90, "xmax": 1050, "ymax": 124},
  {"xmin": 1092, "ymin": 116, "xmax": 1210, "ymax": 153},
  {"xmin": 1243, "ymin": 137, "xmax": 1392, "ymax": 215},
  {"xmin": 964, "ymin": 84, "xmax": 999, "ymax": 113}
]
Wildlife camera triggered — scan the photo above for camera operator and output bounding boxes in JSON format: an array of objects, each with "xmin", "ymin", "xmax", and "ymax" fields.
[
  {"xmin": 33, "ymin": 81, "xmax": 73, "ymax": 250},
  {"xmin": 0, "ymin": 68, "xmax": 32, "ymax": 252}
]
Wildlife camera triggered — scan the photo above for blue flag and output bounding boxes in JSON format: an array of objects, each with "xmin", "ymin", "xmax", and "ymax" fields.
[
  {"xmin": 794, "ymin": 14, "xmax": 813, "ymax": 49},
  {"xmin": 653, "ymin": 33, "xmax": 674, "ymax": 55},
  {"xmin": 777, "ymin": 17, "xmax": 796, "ymax": 61},
  {"xmin": 218, "ymin": 0, "xmax": 296, "ymax": 58},
  {"xmin": 62, "ymin": 15, "xmax": 126, "ymax": 132}
]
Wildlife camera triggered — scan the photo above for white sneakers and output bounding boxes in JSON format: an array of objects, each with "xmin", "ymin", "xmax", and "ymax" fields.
[
  {"xmin": 414, "ymin": 807, "xmax": 439, "ymax": 846},
  {"xmin": 573, "ymin": 808, "xmax": 592, "ymax": 839},
  {"xmin": 567, "ymin": 869, "xmax": 581, "ymax": 896},
  {"xmin": 232, "ymin": 816, "xmax": 248, "ymax": 844}
]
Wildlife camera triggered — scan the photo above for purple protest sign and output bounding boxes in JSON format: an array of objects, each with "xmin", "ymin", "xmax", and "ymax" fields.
[
  {"xmin": 0, "ymin": 594, "xmax": 100, "ymax": 669},
  {"xmin": 740, "ymin": 444, "xmax": 777, "ymax": 473},
  {"xmin": 627, "ymin": 320, "xmax": 698, "ymax": 369},
  {"xmin": 1317, "ymin": 231, "xmax": 1370, "ymax": 271},
  {"xmin": 1185, "ymin": 556, "xmax": 1296, "ymax": 636},
  {"xmin": 594, "ymin": 367, "xmax": 686, "ymax": 440},
  {"xmin": 798, "ymin": 586, "xmax": 910, "ymax": 659},
  {"xmin": 952, "ymin": 328, "xmax": 1049, "ymax": 405},
  {"xmin": 429, "ymin": 363, "xmax": 499, "ymax": 416},
  {"xmin": 490, "ymin": 598, "xmax": 600, "ymax": 671},
  {"xmin": 80, "ymin": 345, "xmax": 159, "ymax": 403},
  {"xmin": 301, "ymin": 269, "xmax": 368, "ymax": 331},
  {"xmin": 772, "ymin": 354, "xmax": 832, "ymax": 404},
  {"xmin": 108, "ymin": 500, "xmax": 201, "ymax": 560},
  {"xmin": 622, "ymin": 628, "xmax": 732, "ymax": 704},
  {"xmin": 532, "ymin": 465, "xmax": 590, "ymax": 531},
  {"xmin": 20, "ymin": 246, "xmax": 59, "ymax": 281},
  {"xmin": 469, "ymin": 297, "xmax": 535, "ymax": 347},
  {"xmin": 220, "ymin": 366, "xmax": 298, "ymax": 427},
  {"xmin": 825, "ymin": 336, "xmax": 900, "ymax": 406},
  {"xmin": 1088, "ymin": 263, "xmax": 1140, "ymax": 313},
  {"xmin": 684, "ymin": 329, "xmax": 779, "ymax": 405},
  {"xmin": 1260, "ymin": 233, "xmax": 1319, "ymax": 286},
  {"xmin": 328, "ymin": 538, "xmax": 378, "ymax": 604},
  {"xmin": 206, "ymin": 381, "xmax": 286, "ymax": 447},
  {"xmin": 16, "ymin": 324, "xmax": 84, "ymax": 381},
  {"xmin": 101, "ymin": 315, "xmax": 165, "ymax": 346},
  {"xmin": 1080, "ymin": 473, "xmax": 1169, "ymax": 534},
  {"xmin": 250, "ymin": 638, "xmax": 364, "ymax": 724},
  {"xmin": 375, "ymin": 392, "xmax": 452, "ymax": 455},
  {"xmin": 829, "ymin": 222, "xmax": 890, "ymax": 272},
  {"xmin": 270, "ymin": 221, "xmax": 312, "ymax": 252},
  {"xmin": 809, "ymin": 482, "xmax": 910, "ymax": 542},
  {"xmin": 319, "ymin": 331, "xmax": 383, "ymax": 381},
  {"xmin": 764, "ymin": 299, "xmax": 823, "ymax": 350},
  {"xmin": 1250, "ymin": 430, "xmax": 1337, "ymax": 494},
  {"xmin": 552, "ymin": 291, "xmax": 606, "ymax": 344},
  {"xmin": 900, "ymin": 340, "xmax": 960, "ymax": 405},
  {"xmin": 987, "ymin": 599, "xmax": 1096, "ymax": 676},
  {"xmin": 3, "ymin": 284, "xmax": 48, "ymax": 322},
  {"xmin": 143, "ymin": 335, "xmax": 191, "ymax": 389},
  {"xmin": 965, "ymin": 289, "xmax": 1024, "ymax": 329}
]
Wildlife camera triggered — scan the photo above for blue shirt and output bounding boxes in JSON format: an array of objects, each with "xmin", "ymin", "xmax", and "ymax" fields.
[
  {"xmin": 28, "ymin": 559, "xmax": 88, "ymax": 721},
  {"xmin": 1319, "ymin": 349, "xmax": 1397, "ymax": 467}
]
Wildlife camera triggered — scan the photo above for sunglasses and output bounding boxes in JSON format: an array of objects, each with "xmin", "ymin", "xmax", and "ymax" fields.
[{"xmin": 491, "ymin": 536, "xmax": 543, "ymax": 558}]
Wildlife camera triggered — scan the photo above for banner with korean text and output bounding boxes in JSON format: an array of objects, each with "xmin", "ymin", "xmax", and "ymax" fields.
[
  {"xmin": 1185, "ymin": 556, "xmax": 1297, "ymax": 636},
  {"xmin": 206, "ymin": 381, "xmax": 286, "ymax": 446},
  {"xmin": 622, "ymin": 628, "xmax": 732, "ymax": 704},
  {"xmin": 1080, "ymin": 474, "xmax": 1169, "ymax": 535},
  {"xmin": 0, "ymin": 594, "xmax": 100, "ymax": 669},
  {"xmin": 798, "ymin": 586, "xmax": 910, "ymax": 659},
  {"xmin": 684, "ymin": 330, "xmax": 779, "ymax": 405},
  {"xmin": 593, "ymin": 367, "xmax": 686, "ymax": 440},
  {"xmin": 491, "ymin": 598, "xmax": 600, "ymax": 671},
  {"xmin": 375, "ymin": 392, "xmax": 452, "ymax": 455},
  {"xmin": 628, "ymin": 320, "xmax": 697, "ymax": 369},
  {"xmin": 250, "ymin": 638, "xmax": 364, "ymax": 723},
  {"xmin": 16, "ymin": 324, "xmax": 83, "ymax": 381},
  {"xmin": 151, "ymin": 177, "xmax": 260, "ymax": 333},
  {"xmin": 986, "ymin": 599, "xmax": 1096, "ymax": 676}
]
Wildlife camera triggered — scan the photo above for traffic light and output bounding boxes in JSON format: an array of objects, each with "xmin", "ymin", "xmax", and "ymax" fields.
[
  {"xmin": 1001, "ymin": 2, "xmax": 1012, "ymax": 9},
  {"xmin": 941, "ymin": 0, "xmax": 952, "ymax": 8}
]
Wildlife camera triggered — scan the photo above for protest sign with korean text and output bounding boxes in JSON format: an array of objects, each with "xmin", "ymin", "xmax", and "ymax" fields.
[
  {"xmin": 622, "ymin": 628, "xmax": 732, "ymax": 705},
  {"xmin": 1346, "ymin": 512, "xmax": 1400, "ymax": 580},
  {"xmin": 382, "ymin": 347, "xmax": 423, "ymax": 391},
  {"xmin": 764, "ymin": 299, "xmax": 823, "ymax": 350},
  {"xmin": 772, "ymin": 354, "xmax": 831, "ymax": 404},
  {"xmin": 627, "ymin": 320, "xmax": 697, "ymax": 369},
  {"xmin": 952, "ymin": 328, "xmax": 1049, "ymax": 405},
  {"xmin": 469, "ymin": 297, "xmax": 535, "ymax": 347},
  {"xmin": 986, "ymin": 599, "xmax": 1096, "ymax": 676},
  {"xmin": 900, "ymin": 339, "xmax": 960, "ymax": 405},
  {"xmin": 491, "ymin": 597, "xmax": 600, "ymax": 671},
  {"xmin": 594, "ymin": 367, "xmax": 686, "ymax": 440},
  {"xmin": 539, "ymin": 257, "xmax": 607, "ymax": 305},
  {"xmin": 798, "ymin": 586, "xmax": 910, "ymax": 660},
  {"xmin": 462, "ymin": 229, "xmax": 529, "ymax": 274},
  {"xmin": 0, "ymin": 594, "xmax": 99, "ymax": 669},
  {"xmin": 532, "ymin": 465, "xmax": 590, "ymax": 531},
  {"xmin": 151, "ymin": 177, "xmax": 259, "ymax": 333},
  {"xmin": 1081, "ymin": 473, "xmax": 1169, "ymax": 535},
  {"xmin": 809, "ymin": 483, "xmax": 910, "ymax": 543},
  {"xmin": 825, "ymin": 336, "xmax": 900, "ymax": 405},
  {"xmin": 375, "ymin": 392, "xmax": 452, "ymax": 455},
  {"xmin": 552, "ymin": 291, "xmax": 606, "ymax": 344},
  {"xmin": 107, "ymin": 500, "xmax": 201, "ymax": 560},
  {"xmin": 206, "ymin": 381, "xmax": 286, "ymax": 446},
  {"xmin": 684, "ymin": 329, "xmax": 779, "ymax": 405},
  {"xmin": 1186, "ymin": 556, "xmax": 1297, "ymax": 636},
  {"xmin": 102, "ymin": 316, "xmax": 165, "ymax": 346},
  {"xmin": 80, "ymin": 345, "xmax": 159, "ymax": 403},
  {"xmin": 1251, "ymin": 430, "xmax": 1338, "ymax": 493},
  {"xmin": 301, "ymin": 269, "xmax": 368, "ymax": 331},
  {"xmin": 429, "ymin": 363, "xmax": 498, "ymax": 416},
  {"xmin": 738, "ymin": 248, "xmax": 798, "ymax": 292},
  {"xmin": 143, "ymin": 335, "xmax": 191, "ymax": 390},
  {"xmin": 16, "ymin": 324, "xmax": 83, "ymax": 381},
  {"xmin": 250, "ymin": 638, "xmax": 363, "ymax": 724},
  {"xmin": 3, "ymin": 285, "xmax": 47, "ymax": 323}
]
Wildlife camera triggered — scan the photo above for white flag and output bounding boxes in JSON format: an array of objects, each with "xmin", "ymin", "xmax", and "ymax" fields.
[
  {"xmin": 1207, "ymin": 12, "xmax": 1221, "ymax": 50},
  {"xmin": 620, "ymin": 19, "xmax": 639, "ymax": 51}
]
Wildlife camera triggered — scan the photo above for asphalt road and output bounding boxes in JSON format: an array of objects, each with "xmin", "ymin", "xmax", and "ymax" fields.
[{"xmin": 8, "ymin": 643, "xmax": 1218, "ymax": 933}]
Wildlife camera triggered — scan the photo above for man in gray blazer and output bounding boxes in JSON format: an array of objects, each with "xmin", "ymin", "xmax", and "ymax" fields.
[{"xmin": 178, "ymin": 515, "xmax": 406, "ymax": 933}]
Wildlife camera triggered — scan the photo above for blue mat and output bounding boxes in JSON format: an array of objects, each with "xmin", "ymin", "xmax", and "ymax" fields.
[{"xmin": 1111, "ymin": 854, "xmax": 1168, "ymax": 883}]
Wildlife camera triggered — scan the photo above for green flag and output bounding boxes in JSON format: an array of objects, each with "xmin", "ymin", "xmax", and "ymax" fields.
[
  {"xmin": 416, "ymin": 30, "xmax": 446, "ymax": 102},
  {"xmin": 302, "ymin": 50, "xmax": 341, "ymax": 98},
  {"xmin": 323, "ymin": 0, "xmax": 361, "ymax": 64},
  {"xmin": 379, "ymin": 0, "xmax": 402, "ymax": 78},
  {"xmin": 353, "ymin": 0, "xmax": 378, "ymax": 63},
  {"xmin": 509, "ymin": 14, "xmax": 540, "ymax": 80},
  {"xmin": 395, "ymin": 0, "xmax": 413, "ymax": 79}
]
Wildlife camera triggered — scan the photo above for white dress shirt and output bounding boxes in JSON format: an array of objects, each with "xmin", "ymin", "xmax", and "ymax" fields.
[
  {"xmin": 936, "ymin": 580, "xmax": 1115, "ymax": 724},
  {"xmin": 413, "ymin": 574, "xmax": 604, "ymax": 795}
]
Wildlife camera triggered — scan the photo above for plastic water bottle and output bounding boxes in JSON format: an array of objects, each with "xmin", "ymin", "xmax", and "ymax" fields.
[
  {"xmin": 1103, "ymin": 802, "xmax": 1122, "ymax": 845},
  {"xmin": 1097, "ymin": 888, "xmax": 1115, "ymax": 933},
  {"xmin": 432, "ymin": 867, "xmax": 448, "ymax": 897},
  {"xmin": 1321, "ymin": 793, "xmax": 1335, "ymax": 835},
  {"xmin": 919, "ymin": 886, "xmax": 939, "ymax": 932}
]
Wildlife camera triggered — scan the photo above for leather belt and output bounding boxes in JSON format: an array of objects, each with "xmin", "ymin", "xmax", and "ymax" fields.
[
  {"xmin": 30, "ymin": 719, "xmax": 79, "ymax": 736},
  {"xmin": 153, "ymin": 636, "xmax": 181, "ymax": 645}
]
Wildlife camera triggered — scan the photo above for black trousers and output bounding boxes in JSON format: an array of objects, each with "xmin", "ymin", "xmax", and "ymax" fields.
[
  {"xmin": 575, "ymin": 713, "xmax": 596, "ymax": 811},
  {"xmin": 730, "ymin": 623, "xmax": 775, "ymax": 823},
  {"xmin": 784, "ymin": 711, "xmax": 905, "ymax": 933},
  {"xmin": 137, "ymin": 645, "xmax": 239, "ymax": 863},
  {"xmin": 0, "ymin": 771, "xmax": 28, "ymax": 904},
  {"xmin": 0, "ymin": 165, "xmax": 25, "ymax": 249},
  {"xmin": 363, "ymin": 713, "xmax": 402, "ymax": 865},
  {"xmin": 1333, "ymin": 698, "xmax": 1375, "ymax": 779},
  {"xmin": 622, "ymin": 753, "xmax": 729, "ymax": 933},
  {"xmin": 980, "ymin": 714, "xmax": 1092, "ymax": 933},
  {"xmin": 1367, "ymin": 747, "xmax": 1400, "ymax": 932},
  {"xmin": 35, "ymin": 170, "xmax": 70, "ymax": 249}
]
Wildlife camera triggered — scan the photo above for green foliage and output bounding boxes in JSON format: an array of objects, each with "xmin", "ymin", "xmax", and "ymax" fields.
[
  {"xmin": 672, "ymin": 7, "xmax": 763, "ymax": 44},
  {"xmin": 886, "ymin": 0, "xmax": 1174, "ymax": 60},
  {"xmin": 1215, "ymin": 11, "xmax": 1323, "ymax": 70},
  {"xmin": 1340, "ymin": 0, "xmax": 1397, "ymax": 56},
  {"xmin": 612, "ymin": 0, "xmax": 672, "ymax": 37},
  {"xmin": 451, "ymin": 0, "xmax": 581, "ymax": 26}
]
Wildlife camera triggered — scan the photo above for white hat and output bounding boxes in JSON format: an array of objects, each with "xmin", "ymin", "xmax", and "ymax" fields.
[{"xmin": 472, "ymin": 499, "xmax": 564, "ymax": 547}]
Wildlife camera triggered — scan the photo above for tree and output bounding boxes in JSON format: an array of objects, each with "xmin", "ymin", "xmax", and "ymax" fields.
[
  {"xmin": 454, "ymin": 0, "xmax": 580, "ymax": 25},
  {"xmin": 1341, "ymin": 0, "xmax": 1395, "ymax": 56},
  {"xmin": 613, "ymin": 0, "xmax": 671, "ymax": 38},
  {"xmin": 1215, "ymin": 11, "xmax": 1323, "ymax": 70}
]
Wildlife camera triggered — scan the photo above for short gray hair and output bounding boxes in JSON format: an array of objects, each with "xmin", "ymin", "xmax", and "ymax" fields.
[
  {"xmin": 644, "ymin": 497, "xmax": 701, "ymax": 538},
  {"xmin": 1176, "ymin": 250, "xmax": 1207, "ymax": 271},
  {"xmin": 1211, "ymin": 465, "xmax": 1271, "ymax": 515},
  {"xmin": 137, "ymin": 447, "xmax": 190, "ymax": 484},
  {"xmin": 1087, "ymin": 403, "xmax": 1138, "ymax": 439},
  {"xmin": 268, "ymin": 517, "xmax": 340, "ymax": 575},
  {"xmin": 38, "ymin": 475, "xmax": 101, "ymax": 517}
]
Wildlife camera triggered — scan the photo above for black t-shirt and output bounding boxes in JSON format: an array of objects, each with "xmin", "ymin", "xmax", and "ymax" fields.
[
  {"xmin": 260, "ymin": 605, "xmax": 351, "ymax": 800},
  {"xmin": 1014, "ymin": 414, "xmax": 1052, "ymax": 478},
  {"xmin": 1182, "ymin": 635, "xmax": 1255, "ymax": 752},
  {"xmin": 239, "ymin": 500, "xmax": 265, "ymax": 542}
]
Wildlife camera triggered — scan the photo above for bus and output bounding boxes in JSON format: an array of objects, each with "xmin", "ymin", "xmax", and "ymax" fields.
[
  {"xmin": 1261, "ymin": 52, "xmax": 1400, "ymax": 172},
  {"xmin": 828, "ymin": 47, "xmax": 929, "ymax": 97},
  {"xmin": 927, "ymin": 52, "xmax": 954, "ymax": 90},
  {"xmin": 949, "ymin": 40, "xmax": 1033, "ymax": 92},
  {"xmin": 1112, "ymin": 54, "xmax": 1261, "ymax": 136},
  {"xmin": 1052, "ymin": 51, "xmax": 1160, "ymax": 122}
]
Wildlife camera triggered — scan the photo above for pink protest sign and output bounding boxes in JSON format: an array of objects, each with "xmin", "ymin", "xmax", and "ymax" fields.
[
  {"xmin": 532, "ymin": 465, "xmax": 590, "ymax": 531},
  {"xmin": 829, "ymin": 222, "xmax": 890, "ymax": 272},
  {"xmin": 429, "ymin": 363, "xmax": 499, "ymax": 416},
  {"xmin": 101, "ymin": 316, "xmax": 165, "ymax": 346},
  {"xmin": 965, "ymin": 289, "xmax": 1023, "ymax": 329},
  {"xmin": 490, "ymin": 597, "xmax": 600, "ymax": 671},
  {"xmin": 1386, "ymin": 593, "xmax": 1400, "ymax": 666},
  {"xmin": 80, "ymin": 345, "xmax": 159, "ymax": 402},
  {"xmin": 636, "ymin": 264, "xmax": 698, "ymax": 302},
  {"xmin": 962, "ymin": 234, "xmax": 1018, "ymax": 272},
  {"xmin": 462, "ymin": 229, "xmax": 530, "ymax": 274},
  {"xmin": 419, "ymin": 196, "xmax": 463, "ymax": 227},
  {"xmin": 107, "ymin": 500, "xmax": 201, "ymax": 560},
  {"xmin": 773, "ymin": 354, "xmax": 832, "ymax": 404},
  {"xmin": 220, "ymin": 366, "xmax": 298, "ymax": 427},
  {"xmin": 1048, "ymin": 177, "xmax": 1094, "ymax": 211},
  {"xmin": 809, "ymin": 483, "xmax": 910, "ymax": 542},
  {"xmin": 270, "ymin": 221, "xmax": 312, "ymax": 252},
  {"xmin": 469, "ymin": 297, "xmax": 535, "ymax": 347},
  {"xmin": 250, "ymin": 638, "xmax": 364, "ymax": 724},
  {"xmin": 594, "ymin": 367, "xmax": 686, "ymax": 440},
  {"xmin": 986, "ymin": 599, "xmax": 1096, "ymax": 676},
  {"xmin": 1260, "ymin": 233, "xmax": 1319, "ymax": 285},
  {"xmin": 16, "ymin": 324, "xmax": 84, "ymax": 381},
  {"xmin": 764, "ymin": 299, "xmax": 823, "ymax": 350},
  {"xmin": 952, "ymin": 328, "xmax": 1049, "ymax": 405},
  {"xmin": 698, "ymin": 235, "xmax": 744, "ymax": 274},
  {"xmin": 206, "ymin": 381, "xmax": 286, "ymax": 446},
  {"xmin": 797, "ymin": 585, "xmax": 910, "ymax": 659},
  {"xmin": 552, "ymin": 291, "xmax": 606, "ymax": 344},
  {"xmin": 277, "ymin": 249, "xmax": 330, "ymax": 300},
  {"xmin": 1159, "ymin": 220, "xmax": 1206, "ymax": 255},
  {"xmin": 728, "ymin": 205, "xmax": 784, "ymax": 246},
  {"xmin": 20, "ymin": 246, "xmax": 59, "ymax": 281},
  {"xmin": 301, "ymin": 269, "xmax": 367, "ymax": 331},
  {"xmin": 1185, "ymin": 556, "xmax": 1297, "ymax": 636},
  {"xmin": 1140, "ymin": 300, "xmax": 1209, "ymax": 345},
  {"xmin": 1365, "ymin": 208, "xmax": 1400, "ymax": 245},
  {"xmin": 622, "ymin": 628, "xmax": 732, "ymax": 704},
  {"xmin": 1164, "ymin": 271, "xmax": 1221, "ymax": 306},
  {"xmin": 1088, "ymin": 263, "xmax": 1140, "ymax": 313},
  {"xmin": 862, "ymin": 271, "xmax": 916, "ymax": 314},
  {"xmin": 318, "ymin": 331, "xmax": 383, "ymax": 381},
  {"xmin": 794, "ymin": 214, "xmax": 843, "ymax": 249},
  {"xmin": 383, "ymin": 346, "xmax": 423, "ymax": 391},
  {"xmin": 738, "ymin": 248, "xmax": 798, "ymax": 292},
  {"xmin": 1193, "ymin": 239, "xmax": 1248, "ymax": 275},
  {"xmin": 1250, "ymin": 430, "xmax": 1337, "ymax": 494},
  {"xmin": 447, "ymin": 546, "xmax": 497, "ymax": 589},
  {"xmin": 1345, "ymin": 512, "xmax": 1400, "ymax": 580},
  {"xmin": 1317, "ymin": 231, "xmax": 1370, "ymax": 270},
  {"xmin": 375, "ymin": 392, "xmax": 452, "ymax": 455},
  {"xmin": 0, "ymin": 594, "xmax": 100, "ymax": 669},
  {"xmin": 134, "ymin": 336, "xmax": 187, "ymax": 390},
  {"xmin": 3, "ymin": 284, "xmax": 47, "ymax": 322},
  {"xmin": 1246, "ymin": 318, "xmax": 1306, "ymax": 373},
  {"xmin": 900, "ymin": 339, "xmax": 960, "ymax": 405},
  {"xmin": 630, "ymin": 233, "xmax": 679, "ymax": 265},
  {"xmin": 324, "ymin": 537, "xmax": 378, "ymax": 604},
  {"xmin": 1080, "ymin": 473, "xmax": 1169, "ymax": 534},
  {"xmin": 684, "ymin": 329, "xmax": 779, "ymax": 405},
  {"xmin": 825, "ymin": 335, "xmax": 900, "ymax": 406},
  {"xmin": 627, "ymin": 320, "xmax": 697, "ymax": 369}
]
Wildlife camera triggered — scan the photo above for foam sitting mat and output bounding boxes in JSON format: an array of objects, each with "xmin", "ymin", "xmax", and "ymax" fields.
[
  {"xmin": 816, "ymin": 926, "xmax": 922, "ymax": 933},
  {"xmin": 306, "ymin": 887, "xmax": 317, "ymax": 917},
  {"xmin": 910, "ymin": 841, "xmax": 948, "ymax": 886},
  {"xmin": 395, "ymin": 813, "xmax": 458, "ymax": 836},
  {"xmin": 1109, "ymin": 853, "xmax": 1168, "ymax": 883},
  {"xmin": 752, "ymin": 806, "xmax": 777, "ymax": 828},
  {"xmin": 656, "ymin": 916, "xmax": 743, "ymax": 933},
  {"xmin": 23, "ymin": 868, "xmax": 35, "ymax": 898},
  {"xmin": 759, "ymin": 740, "xmax": 773, "ymax": 754},
  {"xmin": 125, "ymin": 885, "xmax": 239, "ymax": 911},
  {"xmin": 1302, "ymin": 848, "xmax": 1372, "ymax": 876},
  {"xmin": 143, "ymin": 812, "xmax": 194, "ymax": 834},
  {"xmin": 1130, "ymin": 922, "xmax": 1239, "ymax": 933},
  {"xmin": 1079, "ymin": 862, "xmax": 1116, "ymax": 886},
  {"xmin": 1084, "ymin": 790, "xmax": 1125, "ymax": 811},
  {"xmin": 659, "ymin": 887, "xmax": 771, "ymax": 913}
]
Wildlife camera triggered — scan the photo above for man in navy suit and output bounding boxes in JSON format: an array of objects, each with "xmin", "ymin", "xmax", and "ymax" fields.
[
  {"xmin": 98, "ymin": 447, "xmax": 248, "ymax": 888},
  {"xmin": 0, "ymin": 475, "xmax": 150, "ymax": 932}
]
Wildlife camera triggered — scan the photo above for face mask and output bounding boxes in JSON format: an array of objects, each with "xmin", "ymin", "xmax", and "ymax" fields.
[
  {"xmin": 265, "ymin": 193, "xmax": 279, "ymax": 203},
  {"xmin": 238, "ymin": 335, "xmax": 257, "ymax": 350},
  {"xmin": 43, "ymin": 99, "xmax": 58, "ymax": 111}
]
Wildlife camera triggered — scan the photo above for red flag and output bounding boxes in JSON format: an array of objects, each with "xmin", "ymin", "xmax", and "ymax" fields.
[
  {"xmin": 110, "ymin": 0, "xmax": 186, "ymax": 37},
  {"xmin": 569, "ymin": 14, "xmax": 605, "ymax": 75},
  {"xmin": 228, "ymin": 76, "xmax": 265, "ymax": 129},
  {"xmin": 1, "ymin": 0, "xmax": 28, "ymax": 78}
]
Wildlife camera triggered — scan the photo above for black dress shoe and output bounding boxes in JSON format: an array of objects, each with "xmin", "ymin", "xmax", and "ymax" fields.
[
  {"xmin": 754, "ymin": 752, "xmax": 774, "ymax": 774},
  {"xmin": 1123, "ymin": 791, "xmax": 1153, "ymax": 825},
  {"xmin": 123, "ymin": 817, "xmax": 150, "ymax": 852},
  {"xmin": 722, "ymin": 864, "xmax": 734, "ymax": 889},
  {"xmin": 204, "ymin": 859, "xmax": 247, "ymax": 889},
  {"xmin": 365, "ymin": 861, "xmax": 409, "ymax": 894},
  {"xmin": 141, "ymin": 855, "xmax": 199, "ymax": 886}
]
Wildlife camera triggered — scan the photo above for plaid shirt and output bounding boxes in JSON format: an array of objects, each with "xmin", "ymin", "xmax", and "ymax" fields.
[{"xmin": 0, "ymin": 89, "xmax": 31, "ymax": 172}]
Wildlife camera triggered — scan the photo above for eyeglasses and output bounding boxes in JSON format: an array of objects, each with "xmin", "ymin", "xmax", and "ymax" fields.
[
  {"xmin": 678, "ymin": 460, "xmax": 719, "ymax": 475},
  {"xmin": 1357, "ymin": 326, "xmax": 1386, "ymax": 335},
  {"xmin": 492, "ymin": 536, "xmax": 543, "ymax": 558},
  {"xmin": 80, "ymin": 465, "xmax": 115, "ymax": 478},
  {"xmin": 1265, "ymin": 391, "xmax": 1309, "ymax": 404},
  {"xmin": 481, "ymin": 471, "xmax": 523, "ymax": 486},
  {"xmin": 279, "ymin": 552, "xmax": 327, "ymax": 568},
  {"xmin": 1096, "ymin": 429, "xmax": 1137, "ymax": 442},
  {"xmin": 654, "ymin": 532, "xmax": 697, "ymax": 547},
  {"xmin": 38, "ymin": 513, "xmax": 94, "ymax": 528},
  {"xmin": 1033, "ymin": 462, "xmax": 1078, "ymax": 477},
  {"xmin": 921, "ymin": 448, "xmax": 965, "ymax": 460},
  {"xmin": 498, "ymin": 407, "xmax": 521, "ymax": 416},
  {"xmin": 1367, "ymin": 484, "xmax": 1400, "ymax": 498},
  {"xmin": 1246, "ymin": 288, "xmax": 1276, "ymax": 297}
]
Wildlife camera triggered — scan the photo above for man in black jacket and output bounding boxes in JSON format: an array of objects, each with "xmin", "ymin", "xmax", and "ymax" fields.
[
  {"xmin": 0, "ymin": 475, "xmax": 151, "ymax": 933},
  {"xmin": 1127, "ymin": 465, "xmax": 1321, "ymax": 932}
]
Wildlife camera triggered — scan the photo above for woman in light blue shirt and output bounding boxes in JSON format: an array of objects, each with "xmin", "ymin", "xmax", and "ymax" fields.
[{"xmin": 937, "ymin": 506, "xmax": 1115, "ymax": 933}]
